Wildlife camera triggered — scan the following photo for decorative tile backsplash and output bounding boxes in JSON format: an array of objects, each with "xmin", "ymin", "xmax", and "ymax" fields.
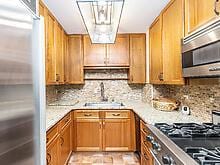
[
  {"xmin": 46, "ymin": 70, "xmax": 219, "ymax": 122},
  {"xmin": 152, "ymin": 85, "xmax": 220, "ymax": 121},
  {"xmin": 46, "ymin": 70, "xmax": 146, "ymax": 104}
]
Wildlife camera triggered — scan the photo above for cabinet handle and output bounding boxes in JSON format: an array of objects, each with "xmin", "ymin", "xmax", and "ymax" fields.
[
  {"xmin": 158, "ymin": 73, "xmax": 163, "ymax": 81},
  {"xmin": 99, "ymin": 121, "xmax": 102, "ymax": 129},
  {"xmin": 56, "ymin": 74, "xmax": 60, "ymax": 82},
  {"xmin": 60, "ymin": 137, "xmax": 64, "ymax": 146},
  {"xmin": 103, "ymin": 121, "xmax": 105, "ymax": 129},
  {"xmin": 215, "ymin": 0, "xmax": 220, "ymax": 16},
  {"xmin": 143, "ymin": 153, "xmax": 149, "ymax": 160},
  {"xmin": 47, "ymin": 153, "xmax": 51, "ymax": 164},
  {"xmin": 84, "ymin": 114, "xmax": 92, "ymax": 117},
  {"xmin": 112, "ymin": 113, "xmax": 120, "ymax": 116}
]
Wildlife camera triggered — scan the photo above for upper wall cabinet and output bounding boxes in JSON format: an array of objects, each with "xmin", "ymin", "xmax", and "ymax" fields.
[
  {"xmin": 83, "ymin": 34, "xmax": 130, "ymax": 68},
  {"xmin": 129, "ymin": 34, "xmax": 146, "ymax": 84},
  {"xmin": 66, "ymin": 35, "xmax": 84, "ymax": 84},
  {"xmin": 185, "ymin": 0, "xmax": 219, "ymax": 35},
  {"xmin": 149, "ymin": 17, "xmax": 163, "ymax": 84},
  {"xmin": 149, "ymin": 0, "xmax": 184, "ymax": 85},
  {"xmin": 106, "ymin": 34, "xmax": 130, "ymax": 67},
  {"xmin": 83, "ymin": 35, "xmax": 106, "ymax": 67},
  {"xmin": 39, "ymin": 1, "xmax": 66, "ymax": 85},
  {"xmin": 162, "ymin": 0, "xmax": 184, "ymax": 85}
]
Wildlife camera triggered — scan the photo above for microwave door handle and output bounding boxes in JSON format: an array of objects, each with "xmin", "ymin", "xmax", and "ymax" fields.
[{"xmin": 209, "ymin": 67, "xmax": 220, "ymax": 71}]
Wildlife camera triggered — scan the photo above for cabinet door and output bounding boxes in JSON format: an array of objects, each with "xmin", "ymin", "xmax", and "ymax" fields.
[
  {"xmin": 129, "ymin": 34, "xmax": 146, "ymax": 84},
  {"xmin": 75, "ymin": 119, "xmax": 102, "ymax": 151},
  {"xmin": 83, "ymin": 35, "xmax": 106, "ymax": 67},
  {"xmin": 67, "ymin": 35, "xmax": 84, "ymax": 84},
  {"xmin": 106, "ymin": 34, "xmax": 129, "ymax": 66},
  {"xmin": 185, "ymin": 0, "xmax": 218, "ymax": 35},
  {"xmin": 46, "ymin": 136, "xmax": 60, "ymax": 165},
  {"xmin": 162, "ymin": 0, "xmax": 184, "ymax": 84},
  {"xmin": 149, "ymin": 17, "xmax": 163, "ymax": 84},
  {"xmin": 54, "ymin": 22, "xmax": 64, "ymax": 84},
  {"xmin": 103, "ymin": 119, "xmax": 131, "ymax": 151},
  {"xmin": 46, "ymin": 13, "xmax": 57, "ymax": 84},
  {"xmin": 60, "ymin": 122, "xmax": 71, "ymax": 165}
]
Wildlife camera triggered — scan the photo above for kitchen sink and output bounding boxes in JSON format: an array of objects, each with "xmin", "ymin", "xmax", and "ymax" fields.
[{"xmin": 84, "ymin": 102, "xmax": 124, "ymax": 107}]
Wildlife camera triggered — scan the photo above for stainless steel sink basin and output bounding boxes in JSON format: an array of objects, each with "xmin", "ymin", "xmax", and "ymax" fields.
[{"xmin": 84, "ymin": 102, "xmax": 124, "ymax": 107}]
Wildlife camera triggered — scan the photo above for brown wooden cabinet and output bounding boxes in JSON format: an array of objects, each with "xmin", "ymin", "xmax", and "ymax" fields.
[
  {"xmin": 140, "ymin": 121, "xmax": 153, "ymax": 165},
  {"xmin": 66, "ymin": 35, "xmax": 84, "ymax": 84},
  {"xmin": 60, "ymin": 121, "xmax": 72, "ymax": 165},
  {"xmin": 47, "ymin": 136, "xmax": 60, "ymax": 165},
  {"xmin": 129, "ymin": 34, "xmax": 146, "ymax": 84},
  {"xmin": 83, "ymin": 35, "xmax": 106, "ymax": 67},
  {"xmin": 185, "ymin": 0, "xmax": 218, "ymax": 35},
  {"xmin": 74, "ymin": 110, "xmax": 135, "ymax": 152},
  {"xmin": 39, "ymin": 1, "xmax": 66, "ymax": 85},
  {"xmin": 162, "ymin": 0, "xmax": 184, "ymax": 85},
  {"xmin": 75, "ymin": 119, "xmax": 102, "ymax": 151},
  {"xmin": 149, "ymin": 0, "xmax": 184, "ymax": 85},
  {"xmin": 149, "ymin": 17, "xmax": 163, "ymax": 84},
  {"xmin": 46, "ymin": 113, "xmax": 72, "ymax": 165},
  {"xmin": 103, "ymin": 118, "xmax": 132, "ymax": 151},
  {"xmin": 84, "ymin": 34, "xmax": 130, "ymax": 67},
  {"xmin": 106, "ymin": 34, "xmax": 130, "ymax": 66}
]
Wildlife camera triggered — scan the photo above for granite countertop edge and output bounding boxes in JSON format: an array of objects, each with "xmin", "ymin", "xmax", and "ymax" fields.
[{"xmin": 46, "ymin": 101, "xmax": 206, "ymax": 131}]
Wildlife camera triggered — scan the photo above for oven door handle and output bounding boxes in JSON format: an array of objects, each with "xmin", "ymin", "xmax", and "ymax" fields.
[{"xmin": 150, "ymin": 149, "xmax": 162, "ymax": 165}]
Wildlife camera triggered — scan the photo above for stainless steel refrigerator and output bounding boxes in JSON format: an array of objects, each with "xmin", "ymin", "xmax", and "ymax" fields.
[{"xmin": 0, "ymin": 0, "xmax": 46, "ymax": 164}]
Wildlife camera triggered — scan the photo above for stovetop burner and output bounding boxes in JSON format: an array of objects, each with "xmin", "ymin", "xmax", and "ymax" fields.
[
  {"xmin": 155, "ymin": 123, "xmax": 220, "ymax": 165},
  {"xmin": 186, "ymin": 147, "xmax": 220, "ymax": 165},
  {"xmin": 155, "ymin": 123, "xmax": 220, "ymax": 138}
]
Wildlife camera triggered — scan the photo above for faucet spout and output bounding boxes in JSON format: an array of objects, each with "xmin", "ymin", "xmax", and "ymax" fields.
[{"xmin": 100, "ymin": 82, "xmax": 108, "ymax": 102}]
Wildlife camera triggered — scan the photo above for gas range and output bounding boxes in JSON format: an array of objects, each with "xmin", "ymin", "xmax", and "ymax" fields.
[{"xmin": 148, "ymin": 123, "xmax": 220, "ymax": 165}]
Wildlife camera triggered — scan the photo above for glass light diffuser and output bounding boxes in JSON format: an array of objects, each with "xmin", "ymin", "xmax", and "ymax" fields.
[{"xmin": 77, "ymin": 0, "xmax": 124, "ymax": 44}]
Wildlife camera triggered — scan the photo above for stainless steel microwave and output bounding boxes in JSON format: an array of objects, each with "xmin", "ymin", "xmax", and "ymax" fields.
[{"xmin": 182, "ymin": 19, "xmax": 220, "ymax": 78}]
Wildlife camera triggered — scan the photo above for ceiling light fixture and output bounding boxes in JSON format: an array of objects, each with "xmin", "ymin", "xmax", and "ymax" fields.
[{"xmin": 77, "ymin": 0, "xmax": 124, "ymax": 44}]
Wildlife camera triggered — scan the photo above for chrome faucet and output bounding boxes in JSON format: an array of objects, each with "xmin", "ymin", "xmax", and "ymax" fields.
[{"xmin": 100, "ymin": 82, "xmax": 108, "ymax": 102}]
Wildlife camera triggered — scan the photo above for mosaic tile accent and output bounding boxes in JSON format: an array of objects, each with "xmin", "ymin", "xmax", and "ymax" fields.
[
  {"xmin": 152, "ymin": 85, "xmax": 220, "ymax": 122},
  {"xmin": 68, "ymin": 152, "xmax": 140, "ymax": 165}
]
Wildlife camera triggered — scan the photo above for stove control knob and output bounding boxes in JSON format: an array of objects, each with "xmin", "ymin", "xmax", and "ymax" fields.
[
  {"xmin": 146, "ymin": 135, "xmax": 154, "ymax": 142},
  {"xmin": 152, "ymin": 141, "xmax": 161, "ymax": 151},
  {"xmin": 162, "ymin": 155, "xmax": 175, "ymax": 165}
]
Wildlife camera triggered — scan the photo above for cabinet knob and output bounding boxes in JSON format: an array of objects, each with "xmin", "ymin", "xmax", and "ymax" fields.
[
  {"xmin": 56, "ymin": 74, "xmax": 60, "ymax": 82},
  {"xmin": 60, "ymin": 137, "xmax": 64, "ymax": 146},
  {"xmin": 158, "ymin": 73, "xmax": 163, "ymax": 81},
  {"xmin": 47, "ymin": 153, "xmax": 51, "ymax": 164},
  {"xmin": 214, "ymin": 0, "xmax": 220, "ymax": 16}
]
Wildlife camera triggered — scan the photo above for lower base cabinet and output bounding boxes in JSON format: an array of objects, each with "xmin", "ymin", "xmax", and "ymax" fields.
[
  {"xmin": 74, "ymin": 110, "xmax": 135, "ymax": 152},
  {"xmin": 140, "ymin": 120, "xmax": 153, "ymax": 165},
  {"xmin": 46, "ymin": 113, "xmax": 72, "ymax": 165},
  {"xmin": 60, "ymin": 122, "xmax": 72, "ymax": 165},
  {"xmin": 103, "ymin": 119, "xmax": 132, "ymax": 151},
  {"xmin": 47, "ymin": 136, "xmax": 60, "ymax": 165},
  {"xmin": 75, "ymin": 119, "xmax": 102, "ymax": 151}
]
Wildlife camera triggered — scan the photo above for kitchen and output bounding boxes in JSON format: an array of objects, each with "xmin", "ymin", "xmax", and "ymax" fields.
[{"xmin": 1, "ymin": 0, "xmax": 220, "ymax": 165}]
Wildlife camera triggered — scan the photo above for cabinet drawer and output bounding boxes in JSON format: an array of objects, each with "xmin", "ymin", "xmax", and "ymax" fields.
[
  {"xmin": 46, "ymin": 124, "xmax": 59, "ymax": 145},
  {"xmin": 105, "ymin": 111, "xmax": 130, "ymax": 119},
  {"xmin": 60, "ymin": 113, "xmax": 71, "ymax": 130},
  {"xmin": 141, "ymin": 130, "xmax": 151, "ymax": 149},
  {"xmin": 140, "ymin": 120, "xmax": 150, "ymax": 134},
  {"xmin": 75, "ymin": 111, "xmax": 99, "ymax": 119}
]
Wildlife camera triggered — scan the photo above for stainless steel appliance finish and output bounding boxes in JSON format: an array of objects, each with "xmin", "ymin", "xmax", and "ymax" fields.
[
  {"xmin": 213, "ymin": 110, "xmax": 220, "ymax": 125},
  {"xmin": 0, "ymin": 0, "xmax": 45, "ymax": 164},
  {"xmin": 146, "ymin": 124, "xmax": 198, "ymax": 165},
  {"xmin": 182, "ymin": 18, "xmax": 220, "ymax": 78}
]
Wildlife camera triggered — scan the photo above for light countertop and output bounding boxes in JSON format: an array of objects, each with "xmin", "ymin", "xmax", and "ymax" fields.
[{"xmin": 46, "ymin": 100, "xmax": 207, "ymax": 131}]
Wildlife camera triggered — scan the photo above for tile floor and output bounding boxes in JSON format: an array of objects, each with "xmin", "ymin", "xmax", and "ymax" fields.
[{"xmin": 68, "ymin": 152, "xmax": 140, "ymax": 165}]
